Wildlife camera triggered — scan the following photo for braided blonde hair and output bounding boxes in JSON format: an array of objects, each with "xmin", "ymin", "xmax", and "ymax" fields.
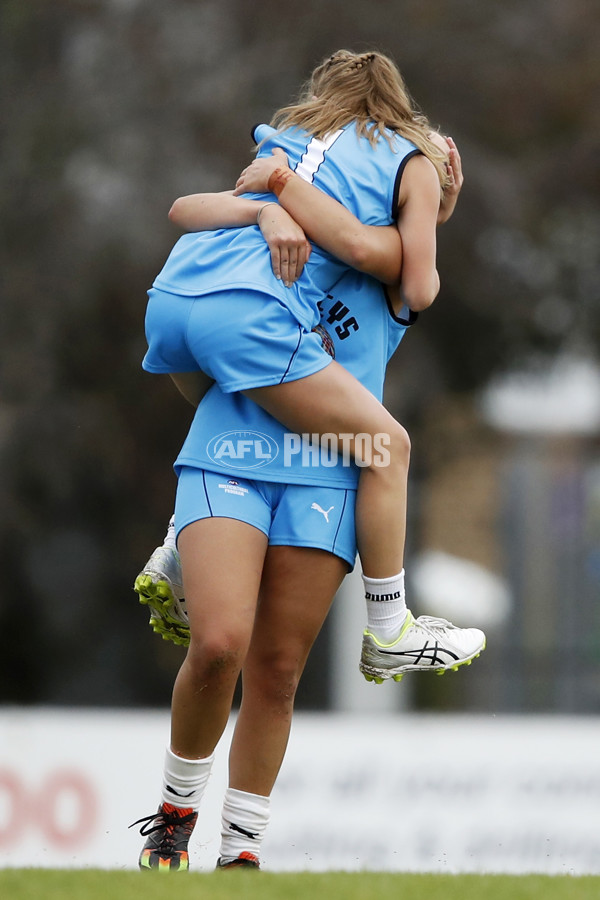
[{"xmin": 271, "ymin": 49, "xmax": 448, "ymax": 188}]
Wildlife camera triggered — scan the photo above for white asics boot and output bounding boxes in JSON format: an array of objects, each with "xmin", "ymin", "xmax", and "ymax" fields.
[
  {"xmin": 134, "ymin": 546, "xmax": 190, "ymax": 647},
  {"xmin": 359, "ymin": 611, "xmax": 485, "ymax": 683}
]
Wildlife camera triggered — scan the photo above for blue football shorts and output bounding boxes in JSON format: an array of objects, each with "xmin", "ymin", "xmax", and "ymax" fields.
[
  {"xmin": 143, "ymin": 287, "xmax": 332, "ymax": 393},
  {"xmin": 174, "ymin": 467, "xmax": 357, "ymax": 569}
]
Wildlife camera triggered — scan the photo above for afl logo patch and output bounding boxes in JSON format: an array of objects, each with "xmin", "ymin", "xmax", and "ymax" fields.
[{"xmin": 206, "ymin": 431, "xmax": 279, "ymax": 469}]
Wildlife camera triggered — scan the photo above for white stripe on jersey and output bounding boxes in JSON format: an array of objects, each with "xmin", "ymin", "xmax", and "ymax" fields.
[{"xmin": 294, "ymin": 130, "xmax": 344, "ymax": 183}]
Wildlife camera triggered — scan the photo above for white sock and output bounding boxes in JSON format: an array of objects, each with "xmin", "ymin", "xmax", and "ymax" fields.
[
  {"xmin": 163, "ymin": 515, "xmax": 177, "ymax": 550},
  {"xmin": 362, "ymin": 569, "xmax": 408, "ymax": 643},
  {"xmin": 161, "ymin": 746, "xmax": 214, "ymax": 810},
  {"xmin": 219, "ymin": 787, "xmax": 270, "ymax": 862}
]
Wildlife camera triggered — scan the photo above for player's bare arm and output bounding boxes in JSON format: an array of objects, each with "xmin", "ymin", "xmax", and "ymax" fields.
[
  {"xmin": 395, "ymin": 154, "xmax": 441, "ymax": 311},
  {"xmin": 169, "ymin": 191, "xmax": 311, "ymax": 287},
  {"xmin": 168, "ymin": 190, "xmax": 261, "ymax": 230},
  {"xmin": 234, "ymin": 149, "xmax": 403, "ymax": 286}
]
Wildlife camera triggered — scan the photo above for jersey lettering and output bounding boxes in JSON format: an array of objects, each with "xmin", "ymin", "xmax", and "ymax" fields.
[
  {"xmin": 324, "ymin": 300, "xmax": 360, "ymax": 341},
  {"xmin": 326, "ymin": 301, "xmax": 351, "ymax": 324},
  {"xmin": 335, "ymin": 317, "xmax": 359, "ymax": 340}
]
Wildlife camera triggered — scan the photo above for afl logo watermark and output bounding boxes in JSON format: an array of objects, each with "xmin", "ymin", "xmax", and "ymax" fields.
[{"xmin": 206, "ymin": 431, "xmax": 279, "ymax": 469}]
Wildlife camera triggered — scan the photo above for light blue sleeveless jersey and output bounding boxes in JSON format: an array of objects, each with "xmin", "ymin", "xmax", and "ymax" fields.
[
  {"xmin": 174, "ymin": 270, "xmax": 417, "ymax": 489},
  {"xmin": 153, "ymin": 123, "xmax": 420, "ymax": 331}
]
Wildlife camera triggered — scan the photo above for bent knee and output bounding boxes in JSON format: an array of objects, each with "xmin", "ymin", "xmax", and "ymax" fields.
[
  {"xmin": 362, "ymin": 420, "xmax": 410, "ymax": 470},
  {"xmin": 389, "ymin": 421, "xmax": 411, "ymax": 458}
]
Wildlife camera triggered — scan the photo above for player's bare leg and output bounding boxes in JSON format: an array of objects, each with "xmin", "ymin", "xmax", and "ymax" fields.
[
  {"xmin": 247, "ymin": 363, "xmax": 485, "ymax": 683},
  {"xmin": 169, "ymin": 371, "xmax": 213, "ymax": 408},
  {"xmin": 172, "ymin": 518, "xmax": 268, "ymax": 758},
  {"xmin": 132, "ymin": 518, "xmax": 268, "ymax": 871},
  {"xmin": 245, "ymin": 360, "xmax": 410, "ymax": 578},
  {"xmin": 218, "ymin": 546, "xmax": 348, "ymax": 867}
]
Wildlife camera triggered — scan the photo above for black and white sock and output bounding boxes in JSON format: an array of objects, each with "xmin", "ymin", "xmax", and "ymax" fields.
[
  {"xmin": 219, "ymin": 787, "xmax": 270, "ymax": 863},
  {"xmin": 161, "ymin": 746, "xmax": 214, "ymax": 810}
]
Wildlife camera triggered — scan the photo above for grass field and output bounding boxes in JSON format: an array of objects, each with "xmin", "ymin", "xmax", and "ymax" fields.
[{"xmin": 1, "ymin": 870, "xmax": 599, "ymax": 900}]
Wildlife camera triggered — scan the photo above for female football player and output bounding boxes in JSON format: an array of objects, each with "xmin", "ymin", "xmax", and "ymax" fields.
[
  {"xmin": 144, "ymin": 49, "xmax": 448, "ymax": 612},
  {"xmin": 132, "ymin": 128, "xmax": 484, "ymax": 870}
]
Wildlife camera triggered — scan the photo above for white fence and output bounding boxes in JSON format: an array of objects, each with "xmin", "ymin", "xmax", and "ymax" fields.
[{"xmin": 1, "ymin": 708, "xmax": 600, "ymax": 874}]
